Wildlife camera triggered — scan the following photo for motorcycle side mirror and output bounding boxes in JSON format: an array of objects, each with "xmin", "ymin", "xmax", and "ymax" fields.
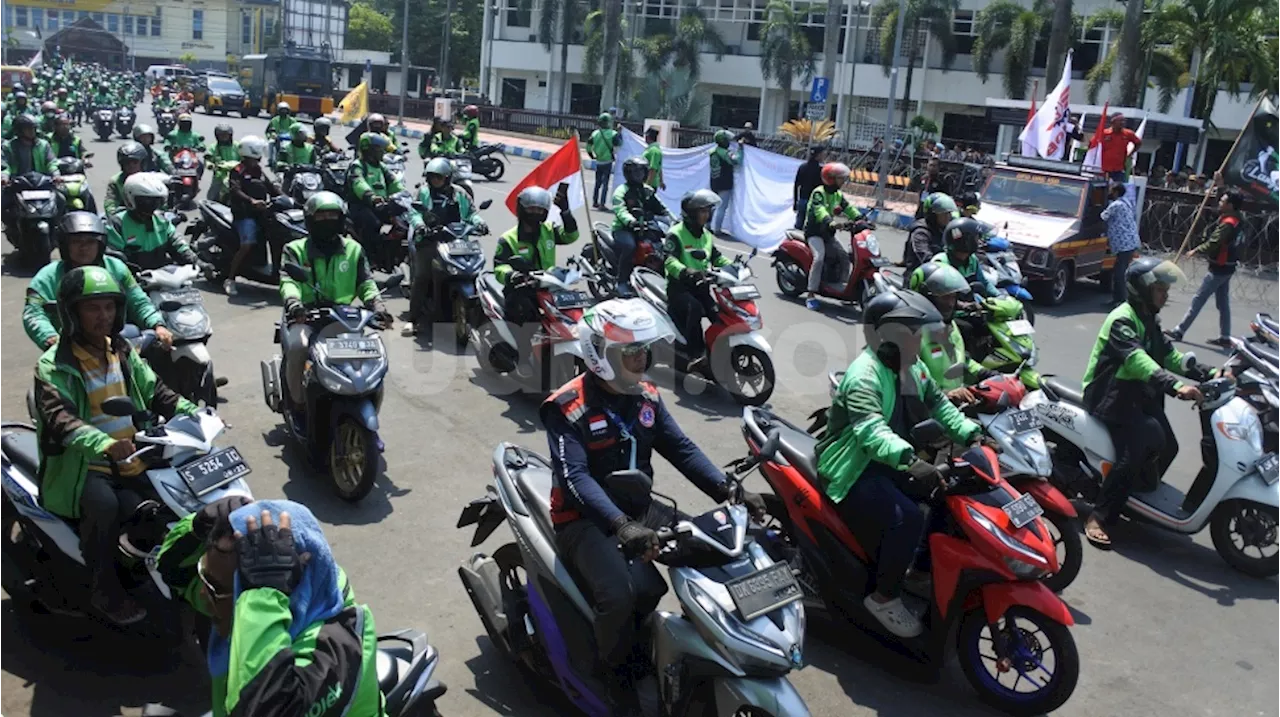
[
  {"xmin": 158, "ymin": 299, "xmax": 182, "ymax": 312},
  {"xmin": 690, "ymin": 249, "xmax": 708, "ymax": 261},
  {"xmin": 479, "ymin": 199, "xmax": 493, "ymax": 210},
  {"xmin": 282, "ymin": 263, "xmax": 310, "ymax": 282},
  {"xmin": 969, "ymin": 281, "xmax": 985, "ymax": 296},
  {"xmin": 84, "ymin": 152, "xmax": 95, "ymax": 159},
  {"xmin": 910, "ymin": 419, "xmax": 945, "ymax": 447},
  {"xmin": 101, "ymin": 395, "xmax": 138, "ymax": 417}
]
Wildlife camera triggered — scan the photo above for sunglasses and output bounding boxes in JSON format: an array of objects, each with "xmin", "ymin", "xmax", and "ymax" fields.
[
  {"xmin": 619, "ymin": 344, "xmax": 649, "ymax": 359},
  {"xmin": 198, "ymin": 557, "xmax": 233, "ymax": 601}
]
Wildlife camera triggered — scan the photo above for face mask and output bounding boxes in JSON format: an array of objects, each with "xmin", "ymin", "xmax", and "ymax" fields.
[{"xmin": 310, "ymin": 219, "xmax": 343, "ymax": 247}]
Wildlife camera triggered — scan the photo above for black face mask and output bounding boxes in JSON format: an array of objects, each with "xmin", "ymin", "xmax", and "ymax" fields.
[
  {"xmin": 179, "ymin": 123, "xmax": 192, "ymax": 132},
  {"xmin": 309, "ymin": 219, "xmax": 344, "ymax": 250},
  {"xmin": 133, "ymin": 197, "xmax": 164, "ymax": 216}
]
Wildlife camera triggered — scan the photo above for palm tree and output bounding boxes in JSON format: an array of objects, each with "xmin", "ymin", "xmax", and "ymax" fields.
[
  {"xmin": 758, "ymin": 0, "xmax": 816, "ymax": 128},
  {"xmin": 539, "ymin": 0, "xmax": 581, "ymax": 113},
  {"xmin": 601, "ymin": 0, "xmax": 624, "ymax": 110},
  {"xmin": 820, "ymin": 0, "xmax": 843, "ymax": 105},
  {"xmin": 627, "ymin": 3, "xmax": 728, "ymax": 81},
  {"xmin": 1107, "ymin": 0, "xmax": 1144, "ymax": 106},
  {"xmin": 624, "ymin": 67, "xmax": 711, "ymax": 127},
  {"xmin": 584, "ymin": 10, "xmax": 639, "ymax": 105},
  {"xmin": 1166, "ymin": 0, "xmax": 1277, "ymax": 124},
  {"xmin": 1085, "ymin": 5, "xmax": 1185, "ymax": 113},
  {"xmin": 972, "ymin": 0, "xmax": 1045, "ymax": 100},
  {"xmin": 1043, "ymin": 0, "xmax": 1073, "ymax": 88},
  {"xmin": 872, "ymin": 0, "xmax": 961, "ymax": 128}
]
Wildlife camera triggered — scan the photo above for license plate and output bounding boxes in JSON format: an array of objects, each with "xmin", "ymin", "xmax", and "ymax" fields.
[
  {"xmin": 725, "ymin": 562, "xmax": 803, "ymax": 621},
  {"xmin": 552, "ymin": 290, "xmax": 590, "ymax": 309},
  {"xmin": 1007, "ymin": 409, "xmax": 1043, "ymax": 433},
  {"xmin": 1007, "ymin": 319, "xmax": 1034, "ymax": 336},
  {"xmin": 1002, "ymin": 492, "xmax": 1044, "ymax": 529},
  {"xmin": 448, "ymin": 240, "xmax": 481, "ymax": 255},
  {"xmin": 178, "ymin": 447, "xmax": 251, "ymax": 496},
  {"xmin": 871, "ymin": 256, "xmax": 893, "ymax": 267},
  {"xmin": 729, "ymin": 284, "xmax": 761, "ymax": 301},
  {"xmin": 1257, "ymin": 453, "xmax": 1279, "ymax": 485},
  {"xmin": 326, "ymin": 337, "xmax": 380, "ymax": 360},
  {"xmin": 176, "ymin": 168, "xmax": 197, "ymax": 177},
  {"xmin": 21, "ymin": 190, "xmax": 53, "ymax": 200}
]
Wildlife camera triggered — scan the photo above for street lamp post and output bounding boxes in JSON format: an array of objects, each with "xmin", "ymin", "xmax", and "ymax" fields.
[
  {"xmin": 396, "ymin": 0, "xmax": 409, "ymax": 127},
  {"xmin": 873, "ymin": 0, "xmax": 908, "ymax": 208}
]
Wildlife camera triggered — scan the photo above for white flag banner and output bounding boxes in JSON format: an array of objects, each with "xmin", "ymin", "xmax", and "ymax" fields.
[
  {"xmin": 1018, "ymin": 50, "xmax": 1073, "ymax": 159},
  {"xmin": 1129, "ymin": 115, "xmax": 1147, "ymax": 156},
  {"xmin": 25, "ymin": 50, "xmax": 43, "ymax": 69}
]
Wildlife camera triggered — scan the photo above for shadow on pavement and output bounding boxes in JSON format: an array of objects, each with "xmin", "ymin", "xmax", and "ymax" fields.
[
  {"xmin": 0, "ymin": 599, "xmax": 208, "ymax": 717},
  {"xmin": 465, "ymin": 370, "xmax": 545, "ymax": 434},
  {"xmin": 460, "ymin": 636, "xmax": 561, "ymax": 717},
  {"xmin": 265, "ymin": 425, "xmax": 411, "ymax": 526}
]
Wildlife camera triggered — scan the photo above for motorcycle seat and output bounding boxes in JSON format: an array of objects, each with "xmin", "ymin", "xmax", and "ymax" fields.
[
  {"xmin": 200, "ymin": 200, "xmax": 234, "ymax": 231},
  {"xmin": 375, "ymin": 643, "xmax": 414, "ymax": 695},
  {"xmin": 784, "ymin": 229, "xmax": 806, "ymax": 242},
  {"xmin": 772, "ymin": 422, "xmax": 821, "ymax": 487},
  {"xmin": 513, "ymin": 461, "xmax": 557, "ymax": 544},
  {"xmin": 1247, "ymin": 337, "xmax": 1279, "ymax": 365},
  {"xmin": 1, "ymin": 427, "xmax": 41, "ymax": 481},
  {"xmin": 1043, "ymin": 375, "xmax": 1085, "ymax": 406},
  {"xmin": 635, "ymin": 270, "xmax": 667, "ymax": 305}
]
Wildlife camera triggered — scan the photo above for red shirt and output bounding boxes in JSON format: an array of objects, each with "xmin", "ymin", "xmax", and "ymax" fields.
[{"xmin": 1100, "ymin": 127, "xmax": 1141, "ymax": 172}]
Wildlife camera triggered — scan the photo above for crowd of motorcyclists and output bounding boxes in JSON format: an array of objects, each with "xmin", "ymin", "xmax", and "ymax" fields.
[{"xmin": 2, "ymin": 56, "xmax": 1275, "ymax": 717}]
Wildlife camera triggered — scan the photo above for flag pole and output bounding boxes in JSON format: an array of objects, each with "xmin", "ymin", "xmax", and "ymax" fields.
[
  {"xmin": 1172, "ymin": 93, "xmax": 1267, "ymax": 262},
  {"xmin": 572, "ymin": 129, "xmax": 603, "ymax": 264}
]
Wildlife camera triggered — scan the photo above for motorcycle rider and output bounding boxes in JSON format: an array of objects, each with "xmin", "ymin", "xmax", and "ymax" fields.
[
  {"xmin": 49, "ymin": 113, "xmax": 86, "ymax": 160},
  {"xmin": 38, "ymin": 101, "xmax": 60, "ymax": 138},
  {"xmin": 279, "ymin": 192, "xmax": 392, "ymax": 421},
  {"xmin": 54, "ymin": 86, "xmax": 75, "ymax": 121},
  {"xmin": 205, "ymin": 123, "xmax": 239, "ymax": 203},
  {"xmin": 662, "ymin": 189, "xmax": 731, "ymax": 373},
  {"xmin": 460, "ymin": 104, "xmax": 481, "ymax": 149},
  {"xmin": 610, "ymin": 156, "xmax": 673, "ymax": 294},
  {"xmin": 542, "ymin": 298, "xmax": 764, "ymax": 716},
  {"xmin": 425, "ymin": 116, "xmax": 461, "ymax": 157},
  {"xmin": 365, "ymin": 112, "xmax": 398, "ymax": 151},
  {"xmin": 163, "ymin": 112, "xmax": 205, "ymax": 151},
  {"xmin": 265, "ymin": 102, "xmax": 302, "ymax": 168},
  {"xmin": 347, "ymin": 132, "xmax": 404, "ymax": 251},
  {"xmin": 104, "ymin": 142, "xmax": 147, "ymax": 217},
  {"xmin": 312, "ymin": 116, "xmax": 340, "ymax": 154},
  {"xmin": 276, "ymin": 126, "xmax": 316, "ymax": 195},
  {"xmin": 933, "ymin": 217, "xmax": 997, "ymax": 298},
  {"xmin": 587, "ymin": 112, "xmax": 621, "ymax": 210},
  {"xmin": 224, "ymin": 135, "xmax": 281, "ymax": 295},
  {"xmin": 89, "ymin": 81, "xmax": 115, "ymax": 112},
  {"xmin": 32, "ymin": 265, "xmax": 197, "ymax": 624},
  {"xmin": 802, "ymin": 161, "xmax": 870, "ymax": 310},
  {"xmin": 1, "ymin": 114, "xmax": 59, "ymax": 233},
  {"xmin": 132, "ymin": 124, "xmax": 174, "ymax": 174},
  {"xmin": 902, "ymin": 192, "xmax": 958, "ymax": 274},
  {"xmin": 817, "ymin": 289, "xmax": 982, "ymax": 638},
  {"xmin": 1080, "ymin": 258, "xmax": 1210, "ymax": 548},
  {"xmin": 909, "ymin": 261, "xmax": 998, "ymax": 403},
  {"xmin": 106, "ymin": 173, "xmax": 209, "ymax": 272},
  {"xmin": 403, "ymin": 157, "xmax": 485, "ymax": 337}
]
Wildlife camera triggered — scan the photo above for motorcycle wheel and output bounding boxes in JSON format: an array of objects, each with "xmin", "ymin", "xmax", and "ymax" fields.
[
  {"xmin": 720, "ymin": 346, "xmax": 775, "ymax": 406},
  {"xmin": 453, "ymin": 295, "xmax": 471, "ymax": 349},
  {"xmin": 1039, "ymin": 512, "xmax": 1082, "ymax": 593},
  {"xmin": 483, "ymin": 160, "xmax": 505, "ymax": 182},
  {"xmin": 773, "ymin": 256, "xmax": 806, "ymax": 298},
  {"xmin": 957, "ymin": 606, "xmax": 1079, "ymax": 717},
  {"xmin": 1210, "ymin": 500, "xmax": 1279, "ymax": 577},
  {"xmin": 329, "ymin": 417, "xmax": 379, "ymax": 502}
]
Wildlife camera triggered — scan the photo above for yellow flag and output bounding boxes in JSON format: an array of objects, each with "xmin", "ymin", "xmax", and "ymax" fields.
[{"xmin": 337, "ymin": 82, "xmax": 368, "ymax": 125}]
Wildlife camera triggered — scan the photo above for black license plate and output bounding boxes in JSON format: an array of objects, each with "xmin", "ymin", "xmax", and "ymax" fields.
[
  {"xmin": 326, "ymin": 337, "xmax": 380, "ymax": 360},
  {"xmin": 552, "ymin": 290, "xmax": 590, "ymax": 309},
  {"xmin": 1002, "ymin": 492, "xmax": 1044, "ymax": 529},
  {"xmin": 448, "ymin": 240, "xmax": 481, "ymax": 255},
  {"xmin": 1257, "ymin": 453, "xmax": 1279, "ymax": 485},
  {"xmin": 1007, "ymin": 409, "xmax": 1042, "ymax": 433},
  {"xmin": 178, "ymin": 447, "xmax": 251, "ymax": 496},
  {"xmin": 725, "ymin": 562, "xmax": 803, "ymax": 621}
]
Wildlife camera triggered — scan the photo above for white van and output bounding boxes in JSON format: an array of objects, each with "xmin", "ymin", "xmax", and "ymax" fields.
[{"xmin": 146, "ymin": 65, "xmax": 197, "ymax": 82}]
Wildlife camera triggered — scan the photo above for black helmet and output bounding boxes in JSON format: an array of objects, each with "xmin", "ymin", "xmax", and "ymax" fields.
[
  {"xmin": 57, "ymin": 265, "xmax": 126, "ymax": 340},
  {"xmin": 117, "ymin": 141, "xmax": 147, "ymax": 168},
  {"xmin": 13, "ymin": 114, "xmax": 37, "ymax": 134},
  {"xmin": 622, "ymin": 156, "xmax": 649, "ymax": 186},
  {"xmin": 214, "ymin": 123, "xmax": 233, "ymax": 140},
  {"xmin": 862, "ymin": 289, "xmax": 944, "ymax": 381},
  {"xmin": 1125, "ymin": 257, "xmax": 1185, "ymax": 312},
  {"xmin": 57, "ymin": 211, "xmax": 107, "ymax": 265},
  {"xmin": 680, "ymin": 188, "xmax": 720, "ymax": 225},
  {"xmin": 942, "ymin": 217, "xmax": 984, "ymax": 256}
]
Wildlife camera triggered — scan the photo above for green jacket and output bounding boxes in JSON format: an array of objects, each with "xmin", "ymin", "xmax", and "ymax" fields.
[
  {"xmin": 277, "ymin": 141, "xmax": 316, "ymax": 168},
  {"xmin": 662, "ymin": 222, "xmax": 730, "ymax": 282},
  {"xmin": 932, "ymin": 251, "xmax": 995, "ymax": 297},
  {"xmin": 643, "ymin": 142, "xmax": 663, "ymax": 189},
  {"xmin": 919, "ymin": 320, "xmax": 989, "ymax": 392},
  {"xmin": 817, "ymin": 348, "xmax": 980, "ymax": 503},
  {"xmin": 708, "ymin": 145, "xmax": 740, "ymax": 191},
  {"xmin": 23, "ymin": 257, "xmax": 163, "ymax": 348},
  {"xmin": 423, "ymin": 132, "xmax": 461, "ymax": 158},
  {"xmin": 409, "ymin": 185, "xmax": 477, "ymax": 241},
  {"xmin": 165, "ymin": 129, "xmax": 205, "ymax": 151},
  {"xmin": 90, "ymin": 92, "xmax": 114, "ymax": 108},
  {"xmin": 279, "ymin": 237, "xmax": 381, "ymax": 308},
  {"xmin": 265, "ymin": 115, "xmax": 302, "ymax": 138},
  {"xmin": 348, "ymin": 159, "xmax": 403, "ymax": 203},
  {"xmin": 611, "ymin": 183, "xmax": 669, "ymax": 231},
  {"xmin": 1081, "ymin": 301, "xmax": 1189, "ymax": 420},
  {"xmin": 804, "ymin": 185, "xmax": 861, "ymax": 236},
  {"xmin": 588, "ymin": 128, "xmax": 619, "ymax": 163},
  {"xmin": 2, "ymin": 137, "xmax": 56, "ymax": 175},
  {"xmin": 107, "ymin": 211, "xmax": 199, "ymax": 270},
  {"xmin": 493, "ymin": 220, "xmax": 579, "ymax": 284},
  {"xmin": 49, "ymin": 132, "xmax": 85, "ymax": 160},
  {"xmin": 103, "ymin": 171, "xmax": 130, "ymax": 216},
  {"xmin": 144, "ymin": 144, "xmax": 174, "ymax": 174},
  {"xmin": 33, "ymin": 339, "xmax": 197, "ymax": 518},
  {"xmin": 206, "ymin": 141, "xmax": 241, "ymax": 188},
  {"xmin": 462, "ymin": 117, "xmax": 480, "ymax": 147}
]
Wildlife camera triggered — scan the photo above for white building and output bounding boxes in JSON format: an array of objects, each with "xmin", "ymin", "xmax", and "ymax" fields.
[{"xmin": 478, "ymin": 0, "xmax": 1263, "ymax": 172}]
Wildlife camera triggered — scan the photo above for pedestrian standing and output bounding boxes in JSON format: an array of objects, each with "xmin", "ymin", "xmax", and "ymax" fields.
[
  {"xmin": 643, "ymin": 127, "xmax": 665, "ymax": 191},
  {"xmin": 1100, "ymin": 113, "xmax": 1142, "ymax": 182},
  {"xmin": 708, "ymin": 129, "xmax": 741, "ymax": 236},
  {"xmin": 1100, "ymin": 182, "xmax": 1140, "ymax": 308},
  {"xmin": 793, "ymin": 146, "xmax": 824, "ymax": 230},
  {"xmin": 587, "ymin": 112, "xmax": 621, "ymax": 210},
  {"xmin": 1166, "ymin": 187, "xmax": 1244, "ymax": 348}
]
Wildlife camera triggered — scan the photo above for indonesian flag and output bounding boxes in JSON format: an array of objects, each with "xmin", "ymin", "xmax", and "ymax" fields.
[
  {"xmin": 1082, "ymin": 102, "xmax": 1109, "ymax": 171},
  {"xmin": 1128, "ymin": 115, "xmax": 1147, "ymax": 156},
  {"xmin": 1020, "ymin": 94, "xmax": 1038, "ymax": 156},
  {"xmin": 505, "ymin": 134, "xmax": 586, "ymax": 223},
  {"xmin": 1018, "ymin": 50, "xmax": 1073, "ymax": 160}
]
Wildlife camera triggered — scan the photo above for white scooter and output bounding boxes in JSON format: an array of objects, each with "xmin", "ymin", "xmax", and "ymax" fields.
[
  {"xmin": 1026, "ymin": 364, "xmax": 1279, "ymax": 576},
  {"xmin": 137, "ymin": 264, "xmax": 218, "ymax": 406}
]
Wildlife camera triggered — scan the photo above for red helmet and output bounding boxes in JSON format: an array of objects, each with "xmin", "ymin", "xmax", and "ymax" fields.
[
  {"xmin": 821, "ymin": 162, "xmax": 850, "ymax": 186},
  {"xmin": 463, "ymin": 104, "xmax": 479, "ymax": 118},
  {"xmin": 972, "ymin": 375, "xmax": 1027, "ymax": 412}
]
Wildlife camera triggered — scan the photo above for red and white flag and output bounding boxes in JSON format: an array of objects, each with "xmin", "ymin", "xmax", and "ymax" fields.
[
  {"xmin": 1020, "ymin": 91, "xmax": 1038, "ymax": 156},
  {"xmin": 1018, "ymin": 50, "xmax": 1073, "ymax": 159},
  {"xmin": 505, "ymin": 134, "xmax": 586, "ymax": 222},
  {"xmin": 1082, "ymin": 101, "xmax": 1109, "ymax": 171},
  {"xmin": 1128, "ymin": 115, "xmax": 1147, "ymax": 156}
]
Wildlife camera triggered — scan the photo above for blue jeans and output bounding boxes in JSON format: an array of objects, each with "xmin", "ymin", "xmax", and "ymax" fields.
[
  {"xmin": 835, "ymin": 464, "xmax": 925, "ymax": 599},
  {"xmin": 712, "ymin": 188, "xmax": 733, "ymax": 234},
  {"xmin": 234, "ymin": 216, "xmax": 260, "ymax": 246},
  {"xmin": 593, "ymin": 161, "xmax": 614, "ymax": 206},
  {"xmin": 1174, "ymin": 270, "xmax": 1232, "ymax": 339}
]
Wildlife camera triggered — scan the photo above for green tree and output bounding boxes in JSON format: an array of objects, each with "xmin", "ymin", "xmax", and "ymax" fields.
[
  {"xmin": 583, "ymin": 10, "xmax": 638, "ymax": 106},
  {"xmin": 373, "ymin": 0, "xmax": 483, "ymax": 89},
  {"xmin": 972, "ymin": 0, "xmax": 1045, "ymax": 100},
  {"xmin": 347, "ymin": 1, "xmax": 395, "ymax": 51},
  {"xmin": 1107, "ymin": 0, "xmax": 1143, "ymax": 105},
  {"xmin": 1085, "ymin": 4, "xmax": 1185, "ymax": 112},
  {"xmin": 636, "ymin": 3, "xmax": 728, "ymax": 81},
  {"xmin": 624, "ymin": 67, "xmax": 710, "ymax": 127},
  {"xmin": 872, "ymin": 0, "xmax": 960, "ymax": 128},
  {"xmin": 758, "ymin": 0, "xmax": 816, "ymax": 127},
  {"xmin": 1167, "ymin": 0, "xmax": 1277, "ymax": 125},
  {"xmin": 178, "ymin": 51, "xmax": 198, "ymax": 66}
]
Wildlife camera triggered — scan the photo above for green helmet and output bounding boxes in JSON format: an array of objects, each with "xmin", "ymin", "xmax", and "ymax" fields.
[
  {"xmin": 358, "ymin": 132, "xmax": 390, "ymax": 154},
  {"xmin": 57, "ymin": 265, "xmax": 125, "ymax": 340},
  {"xmin": 303, "ymin": 190, "xmax": 346, "ymax": 218},
  {"xmin": 922, "ymin": 192, "xmax": 958, "ymax": 221},
  {"xmin": 598, "ymin": 112, "xmax": 612, "ymax": 128},
  {"xmin": 714, "ymin": 129, "xmax": 732, "ymax": 146},
  {"xmin": 909, "ymin": 261, "xmax": 968, "ymax": 298}
]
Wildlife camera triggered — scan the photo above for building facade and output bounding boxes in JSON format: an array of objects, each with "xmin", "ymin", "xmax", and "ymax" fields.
[{"xmin": 280, "ymin": 0, "xmax": 346, "ymax": 53}]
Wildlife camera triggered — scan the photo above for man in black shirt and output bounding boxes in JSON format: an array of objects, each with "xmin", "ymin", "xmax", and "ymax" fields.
[{"xmin": 793, "ymin": 146, "xmax": 825, "ymax": 229}]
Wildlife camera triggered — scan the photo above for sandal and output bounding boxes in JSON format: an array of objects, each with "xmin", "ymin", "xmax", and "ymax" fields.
[{"xmin": 1084, "ymin": 520, "xmax": 1112, "ymax": 549}]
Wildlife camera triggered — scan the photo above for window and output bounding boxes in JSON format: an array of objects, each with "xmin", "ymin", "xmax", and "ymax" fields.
[
  {"xmin": 952, "ymin": 10, "xmax": 975, "ymax": 55},
  {"xmin": 92, "ymin": 12, "xmax": 104, "ymax": 24},
  {"xmin": 264, "ymin": 16, "xmax": 274, "ymax": 38},
  {"xmin": 63, "ymin": 10, "xmax": 74, "ymax": 26},
  {"xmin": 710, "ymin": 94, "xmax": 760, "ymax": 128},
  {"xmin": 13, "ymin": 6, "xmax": 26, "ymax": 27},
  {"xmin": 152, "ymin": 7, "xmax": 161, "ymax": 36},
  {"xmin": 48, "ymin": 10, "xmax": 58, "ymax": 30},
  {"xmin": 570, "ymin": 83, "xmax": 602, "ymax": 115},
  {"xmin": 501, "ymin": 77, "xmax": 526, "ymax": 108},
  {"xmin": 136, "ymin": 16, "xmax": 148, "ymax": 35},
  {"xmin": 32, "ymin": 8, "xmax": 43, "ymax": 28},
  {"xmin": 124, "ymin": 15, "xmax": 133, "ymax": 34},
  {"xmin": 192, "ymin": 9, "xmax": 203, "ymax": 39},
  {"xmin": 108, "ymin": 13, "xmax": 119, "ymax": 32},
  {"xmin": 506, "ymin": 0, "xmax": 531, "ymax": 28},
  {"xmin": 242, "ymin": 12, "xmax": 252, "ymax": 44}
]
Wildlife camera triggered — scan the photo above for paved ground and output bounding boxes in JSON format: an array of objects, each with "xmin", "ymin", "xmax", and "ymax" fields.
[{"xmin": 1, "ymin": 110, "xmax": 1276, "ymax": 717}]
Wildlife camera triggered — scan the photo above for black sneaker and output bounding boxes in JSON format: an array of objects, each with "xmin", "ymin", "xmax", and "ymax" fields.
[
  {"xmin": 1164, "ymin": 329, "xmax": 1184, "ymax": 342},
  {"xmin": 1207, "ymin": 337, "xmax": 1232, "ymax": 348}
]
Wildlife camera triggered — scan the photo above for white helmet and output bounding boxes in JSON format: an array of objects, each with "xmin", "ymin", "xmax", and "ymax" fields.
[
  {"xmin": 122, "ymin": 171, "xmax": 170, "ymax": 210},
  {"xmin": 578, "ymin": 298, "xmax": 675, "ymax": 386},
  {"xmin": 239, "ymin": 135, "xmax": 267, "ymax": 159}
]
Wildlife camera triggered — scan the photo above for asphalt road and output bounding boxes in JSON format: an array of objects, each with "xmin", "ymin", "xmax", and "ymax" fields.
[{"xmin": 2, "ymin": 110, "xmax": 1276, "ymax": 717}]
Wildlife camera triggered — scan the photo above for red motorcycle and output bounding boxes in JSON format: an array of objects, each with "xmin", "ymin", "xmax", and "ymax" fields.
[
  {"xmin": 772, "ymin": 218, "xmax": 896, "ymax": 308},
  {"xmin": 739, "ymin": 406, "xmax": 1079, "ymax": 716},
  {"xmin": 169, "ymin": 147, "xmax": 204, "ymax": 210}
]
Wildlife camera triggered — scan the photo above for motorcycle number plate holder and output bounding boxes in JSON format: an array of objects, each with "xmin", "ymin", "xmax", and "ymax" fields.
[
  {"xmin": 1007, "ymin": 409, "xmax": 1043, "ymax": 433},
  {"xmin": 552, "ymin": 290, "xmax": 590, "ymax": 309},
  {"xmin": 870, "ymin": 256, "xmax": 893, "ymax": 267},
  {"xmin": 326, "ymin": 337, "xmax": 380, "ymax": 360},
  {"xmin": 729, "ymin": 284, "xmax": 762, "ymax": 301},
  {"xmin": 1002, "ymin": 492, "xmax": 1044, "ymax": 529},
  {"xmin": 178, "ymin": 446, "xmax": 252, "ymax": 497},
  {"xmin": 1007, "ymin": 319, "xmax": 1035, "ymax": 336},
  {"xmin": 725, "ymin": 561, "xmax": 803, "ymax": 622},
  {"xmin": 1257, "ymin": 453, "xmax": 1279, "ymax": 485},
  {"xmin": 448, "ymin": 240, "xmax": 482, "ymax": 256}
]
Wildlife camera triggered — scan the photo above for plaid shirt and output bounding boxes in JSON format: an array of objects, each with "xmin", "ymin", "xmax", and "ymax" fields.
[{"xmin": 1100, "ymin": 196, "xmax": 1140, "ymax": 253}]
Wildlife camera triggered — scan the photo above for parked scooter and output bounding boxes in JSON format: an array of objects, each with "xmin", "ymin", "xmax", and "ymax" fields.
[
  {"xmin": 631, "ymin": 248, "xmax": 776, "ymax": 406},
  {"xmin": 54, "ymin": 156, "xmax": 96, "ymax": 213},
  {"xmin": 409, "ymin": 199, "xmax": 492, "ymax": 348},
  {"xmin": 741, "ymin": 407, "xmax": 1079, "ymax": 716},
  {"xmin": 115, "ymin": 106, "xmax": 136, "ymax": 139},
  {"xmin": 772, "ymin": 216, "xmax": 892, "ymax": 308},
  {"xmin": 190, "ymin": 196, "xmax": 306, "ymax": 287},
  {"xmin": 92, "ymin": 108, "xmax": 115, "ymax": 141},
  {"xmin": 468, "ymin": 142, "xmax": 507, "ymax": 181},
  {"xmin": 260, "ymin": 264, "xmax": 396, "ymax": 501},
  {"xmin": 1027, "ymin": 362, "xmax": 1279, "ymax": 576},
  {"xmin": 955, "ymin": 294, "xmax": 1042, "ymax": 389},
  {"xmin": 137, "ymin": 264, "xmax": 218, "ymax": 406},
  {"xmin": 2, "ymin": 171, "xmax": 61, "ymax": 268},
  {"xmin": 580, "ymin": 215, "xmax": 671, "ymax": 300},
  {"xmin": 458, "ymin": 442, "xmax": 811, "ymax": 717},
  {"xmin": 168, "ymin": 148, "xmax": 204, "ymax": 210}
]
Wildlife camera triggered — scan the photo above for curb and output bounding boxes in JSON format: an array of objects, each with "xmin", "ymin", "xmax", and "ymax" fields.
[
  {"xmin": 341, "ymin": 118, "xmax": 598, "ymax": 169},
  {"xmin": 864, "ymin": 209, "xmax": 913, "ymax": 230}
]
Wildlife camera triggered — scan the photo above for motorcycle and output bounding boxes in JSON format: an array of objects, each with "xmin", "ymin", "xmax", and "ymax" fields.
[
  {"xmin": 92, "ymin": 108, "xmax": 115, "ymax": 141},
  {"xmin": 1, "ymin": 394, "xmax": 251, "ymax": 635},
  {"xmin": 358, "ymin": 190, "xmax": 414, "ymax": 278},
  {"xmin": 579, "ymin": 215, "xmax": 672, "ymax": 301},
  {"xmin": 137, "ymin": 264, "xmax": 218, "ymax": 407},
  {"xmin": 190, "ymin": 196, "xmax": 306, "ymax": 287},
  {"xmin": 3, "ymin": 171, "xmax": 61, "ymax": 268},
  {"xmin": 955, "ymin": 294, "xmax": 1041, "ymax": 390},
  {"xmin": 409, "ymin": 199, "xmax": 492, "ymax": 348},
  {"xmin": 981, "ymin": 234, "xmax": 1034, "ymax": 303},
  {"xmin": 382, "ymin": 149, "xmax": 408, "ymax": 188},
  {"xmin": 474, "ymin": 258, "xmax": 590, "ymax": 391},
  {"xmin": 155, "ymin": 109, "xmax": 176, "ymax": 139},
  {"xmin": 468, "ymin": 142, "xmax": 507, "ymax": 181},
  {"xmin": 317, "ymin": 150, "xmax": 351, "ymax": 195},
  {"xmin": 54, "ymin": 155, "xmax": 96, "ymax": 214},
  {"xmin": 285, "ymin": 163, "xmax": 326, "ymax": 204},
  {"xmin": 741, "ymin": 406, "xmax": 1080, "ymax": 716},
  {"xmin": 168, "ymin": 147, "xmax": 204, "ymax": 210},
  {"xmin": 771, "ymin": 216, "xmax": 894, "ymax": 309},
  {"xmin": 115, "ymin": 106, "xmax": 136, "ymax": 139},
  {"xmin": 630, "ymin": 249, "xmax": 776, "ymax": 406},
  {"xmin": 1027, "ymin": 359, "xmax": 1279, "ymax": 577},
  {"xmin": 1251, "ymin": 312, "xmax": 1278, "ymax": 347},
  {"xmin": 260, "ymin": 267, "xmax": 395, "ymax": 501},
  {"xmin": 457, "ymin": 443, "xmax": 810, "ymax": 717}
]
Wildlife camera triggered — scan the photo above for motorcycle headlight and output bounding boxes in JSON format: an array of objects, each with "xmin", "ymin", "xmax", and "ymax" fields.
[
  {"xmin": 1219, "ymin": 410, "xmax": 1264, "ymax": 455},
  {"xmin": 161, "ymin": 480, "xmax": 204, "ymax": 514},
  {"xmin": 965, "ymin": 505, "xmax": 1048, "ymax": 577},
  {"xmin": 863, "ymin": 233, "xmax": 880, "ymax": 256},
  {"xmin": 685, "ymin": 580, "xmax": 789, "ymax": 665}
]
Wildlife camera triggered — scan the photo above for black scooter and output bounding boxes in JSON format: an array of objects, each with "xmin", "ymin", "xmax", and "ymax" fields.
[
  {"xmin": 410, "ymin": 199, "xmax": 491, "ymax": 347},
  {"xmin": 469, "ymin": 142, "xmax": 507, "ymax": 181},
  {"xmin": 190, "ymin": 196, "xmax": 306, "ymax": 287}
]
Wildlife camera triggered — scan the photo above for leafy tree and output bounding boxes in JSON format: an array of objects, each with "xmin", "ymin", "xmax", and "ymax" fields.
[
  {"xmin": 972, "ymin": 0, "xmax": 1043, "ymax": 100},
  {"xmin": 871, "ymin": 0, "xmax": 960, "ymax": 128},
  {"xmin": 758, "ymin": 1, "xmax": 816, "ymax": 126},
  {"xmin": 635, "ymin": 3, "xmax": 728, "ymax": 81},
  {"xmin": 584, "ymin": 11, "xmax": 638, "ymax": 105},
  {"xmin": 372, "ymin": 0, "xmax": 483, "ymax": 89},
  {"xmin": 1085, "ymin": 4, "xmax": 1185, "ymax": 112},
  {"xmin": 623, "ymin": 68, "xmax": 709, "ymax": 127},
  {"xmin": 347, "ymin": 1, "xmax": 395, "ymax": 51},
  {"xmin": 1167, "ymin": 0, "xmax": 1276, "ymax": 124}
]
